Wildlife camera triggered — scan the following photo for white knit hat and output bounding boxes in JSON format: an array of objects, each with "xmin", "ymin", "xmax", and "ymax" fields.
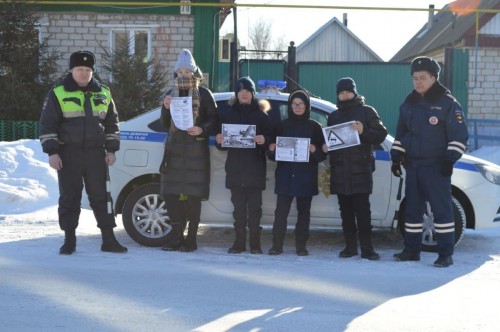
[{"xmin": 174, "ymin": 49, "xmax": 197, "ymax": 72}]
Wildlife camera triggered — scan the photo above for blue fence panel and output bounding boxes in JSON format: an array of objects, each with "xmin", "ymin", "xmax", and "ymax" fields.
[{"xmin": 467, "ymin": 119, "xmax": 500, "ymax": 151}]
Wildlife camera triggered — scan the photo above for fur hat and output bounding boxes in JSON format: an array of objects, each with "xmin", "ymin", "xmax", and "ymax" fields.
[
  {"xmin": 69, "ymin": 50, "xmax": 95, "ymax": 71},
  {"xmin": 288, "ymin": 89, "xmax": 311, "ymax": 111},
  {"xmin": 235, "ymin": 77, "xmax": 256, "ymax": 96},
  {"xmin": 336, "ymin": 77, "xmax": 357, "ymax": 95},
  {"xmin": 174, "ymin": 49, "xmax": 197, "ymax": 73},
  {"xmin": 411, "ymin": 56, "xmax": 441, "ymax": 78}
]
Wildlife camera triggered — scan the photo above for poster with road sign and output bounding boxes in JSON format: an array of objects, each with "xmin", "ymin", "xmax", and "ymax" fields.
[
  {"xmin": 322, "ymin": 121, "xmax": 360, "ymax": 151},
  {"xmin": 221, "ymin": 124, "xmax": 256, "ymax": 148}
]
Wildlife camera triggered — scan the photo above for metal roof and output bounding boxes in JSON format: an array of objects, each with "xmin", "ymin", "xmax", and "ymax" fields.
[
  {"xmin": 295, "ymin": 17, "xmax": 383, "ymax": 62},
  {"xmin": 391, "ymin": 0, "xmax": 500, "ymax": 61}
]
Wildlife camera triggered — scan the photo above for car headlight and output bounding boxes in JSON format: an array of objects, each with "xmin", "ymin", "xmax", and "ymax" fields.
[{"xmin": 475, "ymin": 163, "xmax": 500, "ymax": 184}]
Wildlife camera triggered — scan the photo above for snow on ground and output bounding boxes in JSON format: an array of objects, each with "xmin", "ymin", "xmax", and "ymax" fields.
[{"xmin": 1, "ymin": 140, "xmax": 500, "ymax": 331}]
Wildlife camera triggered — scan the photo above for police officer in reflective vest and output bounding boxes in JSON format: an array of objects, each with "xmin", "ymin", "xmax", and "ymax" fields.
[
  {"xmin": 39, "ymin": 50, "xmax": 127, "ymax": 255},
  {"xmin": 391, "ymin": 56, "xmax": 468, "ymax": 267}
]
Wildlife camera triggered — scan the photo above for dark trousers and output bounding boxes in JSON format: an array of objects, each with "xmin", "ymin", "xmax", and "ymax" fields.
[
  {"xmin": 273, "ymin": 194, "xmax": 312, "ymax": 241},
  {"xmin": 163, "ymin": 194, "xmax": 202, "ymax": 226},
  {"xmin": 404, "ymin": 165, "xmax": 455, "ymax": 255},
  {"xmin": 230, "ymin": 187, "xmax": 263, "ymax": 230},
  {"xmin": 57, "ymin": 146, "xmax": 115, "ymax": 231},
  {"xmin": 337, "ymin": 193, "xmax": 372, "ymax": 236}
]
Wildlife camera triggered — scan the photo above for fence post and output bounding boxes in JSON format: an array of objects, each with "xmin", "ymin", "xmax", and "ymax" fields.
[
  {"xmin": 286, "ymin": 41, "xmax": 297, "ymax": 92},
  {"xmin": 473, "ymin": 120, "xmax": 478, "ymax": 151}
]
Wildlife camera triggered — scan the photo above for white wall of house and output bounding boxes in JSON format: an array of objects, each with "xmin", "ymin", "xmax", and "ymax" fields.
[{"xmin": 39, "ymin": 12, "xmax": 194, "ymax": 79}]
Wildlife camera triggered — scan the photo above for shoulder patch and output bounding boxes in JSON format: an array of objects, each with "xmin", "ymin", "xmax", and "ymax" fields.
[{"xmin": 455, "ymin": 109, "xmax": 464, "ymax": 123}]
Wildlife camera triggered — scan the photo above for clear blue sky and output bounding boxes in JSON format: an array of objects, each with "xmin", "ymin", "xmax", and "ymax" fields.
[{"xmin": 221, "ymin": 0, "xmax": 452, "ymax": 61}]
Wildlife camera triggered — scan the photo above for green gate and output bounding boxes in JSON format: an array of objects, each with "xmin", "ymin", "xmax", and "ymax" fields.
[{"xmin": 298, "ymin": 62, "xmax": 412, "ymax": 135}]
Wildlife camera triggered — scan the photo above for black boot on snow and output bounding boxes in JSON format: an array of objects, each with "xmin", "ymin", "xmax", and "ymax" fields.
[
  {"xmin": 295, "ymin": 239, "xmax": 309, "ymax": 256},
  {"xmin": 101, "ymin": 229, "xmax": 128, "ymax": 253},
  {"xmin": 179, "ymin": 221, "xmax": 198, "ymax": 252},
  {"xmin": 339, "ymin": 232, "xmax": 358, "ymax": 258},
  {"xmin": 249, "ymin": 227, "xmax": 263, "ymax": 254},
  {"xmin": 361, "ymin": 248, "xmax": 380, "ymax": 260},
  {"xmin": 162, "ymin": 223, "xmax": 184, "ymax": 251},
  {"xmin": 59, "ymin": 230, "xmax": 76, "ymax": 255},
  {"xmin": 228, "ymin": 228, "xmax": 246, "ymax": 254},
  {"xmin": 434, "ymin": 255, "xmax": 453, "ymax": 268}
]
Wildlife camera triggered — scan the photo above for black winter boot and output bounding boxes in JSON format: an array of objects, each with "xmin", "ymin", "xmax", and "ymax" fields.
[
  {"xmin": 162, "ymin": 223, "xmax": 185, "ymax": 251},
  {"xmin": 434, "ymin": 255, "xmax": 453, "ymax": 267},
  {"xmin": 268, "ymin": 235, "xmax": 284, "ymax": 255},
  {"xmin": 339, "ymin": 232, "xmax": 358, "ymax": 258},
  {"xmin": 179, "ymin": 221, "xmax": 199, "ymax": 252},
  {"xmin": 59, "ymin": 229, "xmax": 76, "ymax": 255},
  {"xmin": 249, "ymin": 227, "xmax": 263, "ymax": 254},
  {"xmin": 295, "ymin": 238, "xmax": 309, "ymax": 256},
  {"xmin": 228, "ymin": 228, "xmax": 246, "ymax": 254},
  {"xmin": 359, "ymin": 233, "xmax": 380, "ymax": 260},
  {"xmin": 101, "ymin": 229, "xmax": 128, "ymax": 253},
  {"xmin": 393, "ymin": 250, "xmax": 420, "ymax": 261}
]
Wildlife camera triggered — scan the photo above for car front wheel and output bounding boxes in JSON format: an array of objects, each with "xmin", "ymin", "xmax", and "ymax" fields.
[
  {"xmin": 399, "ymin": 196, "xmax": 466, "ymax": 252},
  {"xmin": 122, "ymin": 183, "xmax": 171, "ymax": 247}
]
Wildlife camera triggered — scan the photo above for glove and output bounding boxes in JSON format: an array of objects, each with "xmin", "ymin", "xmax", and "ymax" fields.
[
  {"xmin": 441, "ymin": 160, "xmax": 454, "ymax": 177},
  {"xmin": 391, "ymin": 162, "xmax": 402, "ymax": 177}
]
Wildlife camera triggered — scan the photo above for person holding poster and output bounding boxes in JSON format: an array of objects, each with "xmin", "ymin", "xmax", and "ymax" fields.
[
  {"xmin": 322, "ymin": 77, "xmax": 387, "ymax": 260},
  {"xmin": 267, "ymin": 89, "xmax": 325, "ymax": 256},
  {"xmin": 159, "ymin": 49, "xmax": 217, "ymax": 252},
  {"xmin": 215, "ymin": 77, "xmax": 273, "ymax": 254}
]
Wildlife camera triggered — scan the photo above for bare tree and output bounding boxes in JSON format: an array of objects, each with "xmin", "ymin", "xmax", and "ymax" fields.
[
  {"xmin": 247, "ymin": 18, "xmax": 288, "ymax": 60},
  {"xmin": 248, "ymin": 18, "xmax": 273, "ymax": 59},
  {"xmin": 273, "ymin": 35, "xmax": 288, "ymax": 60}
]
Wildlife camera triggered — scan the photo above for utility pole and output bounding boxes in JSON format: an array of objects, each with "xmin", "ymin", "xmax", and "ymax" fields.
[
  {"xmin": 229, "ymin": 6, "xmax": 239, "ymax": 91},
  {"xmin": 286, "ymin": 41, "xmax": 297, "ymax": 92}
]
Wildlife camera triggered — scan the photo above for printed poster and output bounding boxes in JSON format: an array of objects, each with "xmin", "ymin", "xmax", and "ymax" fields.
[
  {"xmin": 322, "ymin": 121, "xmax": 360, "ymax": 151},
  {"xmin": 170, "ymin": 96, "xmax": 193, "ymax": 130},
  {"xmin": 275, "ymin": 136, "xmax": 310, "ymax": 162},
  {"xmin": 221, "ymin": 124, "xmax": 256, "ymax": 148}
]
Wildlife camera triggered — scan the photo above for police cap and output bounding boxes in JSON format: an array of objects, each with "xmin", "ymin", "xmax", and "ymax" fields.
[{"xmin": 69, "ymin": 50, "xmax": 95, "ymax": 71}]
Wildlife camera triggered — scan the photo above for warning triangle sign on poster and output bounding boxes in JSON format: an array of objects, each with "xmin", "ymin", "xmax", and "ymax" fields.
[{"xmin": 322, "ymin": 121, "xmax": 360, "ymax": 151}]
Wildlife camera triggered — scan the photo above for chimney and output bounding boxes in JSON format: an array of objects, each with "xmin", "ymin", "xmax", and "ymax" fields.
[
  {"xmin": 343, "ymin": 13, "xmax": 348, "ymax": 27},
  {"xmin": 428, "ymin": 5, "xmax": 435, "ymax": 29}
]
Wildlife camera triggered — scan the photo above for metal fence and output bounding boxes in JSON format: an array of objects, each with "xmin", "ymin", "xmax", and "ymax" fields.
[
  {"xmin": 0, "ymin": 121, "xmax": 39, "ymax": 142},
  {"xmin": 467, "ymin": 119, "xmax": 500, "ymax": 152}
]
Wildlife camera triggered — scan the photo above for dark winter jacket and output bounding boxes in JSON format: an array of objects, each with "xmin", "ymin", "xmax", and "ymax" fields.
[
  {"xmin": 39, "ymin": 73, "xmax": 120, "ymax": 156},
  {"xmin": 216, "ymin": 97, "xmax": 273, "ymax": 190},
  {"xmin": 268, "ymin": 104, "xmax": 326, "ymax": 197},
  {"xmin": 327, "ymin": 95, "xmax": 387, "ymax": 195},
  {"xmin": 391, "ymin": 82, "xmax": 468, "ymax": 167},
  {"xmin": 159, "ymin": 86, "xmax": 217, "ymax": 199}
]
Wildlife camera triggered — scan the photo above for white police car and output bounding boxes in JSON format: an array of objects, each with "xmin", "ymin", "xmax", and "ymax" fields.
[{"xmin": 110, "ymin": 82, "xmax": 500, "ymax": 251}]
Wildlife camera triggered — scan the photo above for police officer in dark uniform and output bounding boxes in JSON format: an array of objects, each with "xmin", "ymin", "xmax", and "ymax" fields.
[
  {"xmin": 39, "ymin": 50, "xmax": 127, "ymax": 255},
  {"xmin": 391, "ymin": 56, "xmax": 468, "ymax": 267}
]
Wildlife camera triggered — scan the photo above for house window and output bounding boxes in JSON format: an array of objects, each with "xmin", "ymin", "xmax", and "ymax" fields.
[
  {"xmin": 111, "ymin": 29, "xmax": 150, "ymax": 61},
  {"xmin": 219, "ymin": 38, "xmax": 230, "ymax": 61}
]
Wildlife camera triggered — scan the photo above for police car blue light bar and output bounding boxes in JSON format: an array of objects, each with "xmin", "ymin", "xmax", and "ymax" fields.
[{"xmin": 258, "ymin": 80, "xmax": 287, "ymax": 91}]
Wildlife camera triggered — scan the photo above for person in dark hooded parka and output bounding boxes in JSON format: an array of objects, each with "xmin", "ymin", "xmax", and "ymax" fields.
[
  {"xmin": 322, "ymin": 77, "xmax": 388, "ymax": 261},
  {"xmin": 215, "ymin": 77, "xmax": 273, "ymax": 254},
  {"xmin": 267, "ymin": 89, "xmax": 326, "ymax": 256}
]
